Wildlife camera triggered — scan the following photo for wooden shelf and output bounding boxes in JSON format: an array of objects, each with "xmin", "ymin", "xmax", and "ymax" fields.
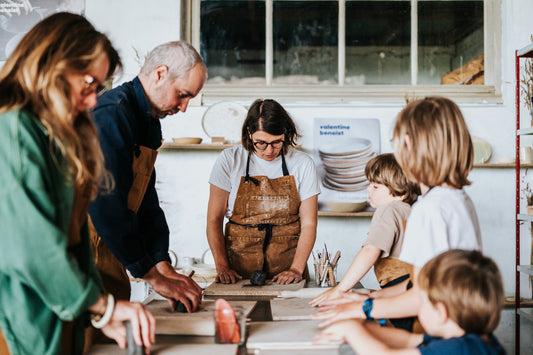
[
  {"xmin": 318, "ymin": 210, "xmax": 374, "ymax": 217},
  {"xmin": 160, "ymin": 143, "xmax": 237, "ymax": 150},
  {"xmin": 517, "ymin": 214, "xmax": 533, "ymax": 222},
  {"xmin": 518, "ymin": 127, "xmax": 533, "ymax": 135},
  {"xmin": 473, "ymin": 163, "xmax": 525, "ymax": 168},
  {"xmin": 518, "ymin": 265, "xmax": 533, "ymax": 276},
  {"xmin": 518, "ymin": 308, "xmax": 533, "ymax": 322},
  {"xmin": 504, "ymin": 298, "xmax": 533, "ymax": 307},
  {"xmin": 518, "ymin": 43, "xmax": 533, "ymax": 58}
]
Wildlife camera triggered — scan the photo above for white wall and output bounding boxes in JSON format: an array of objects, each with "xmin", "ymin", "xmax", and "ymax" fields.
[{"xmin": 86, "ymin": 0, "xmax": 533, "ymax": 296}]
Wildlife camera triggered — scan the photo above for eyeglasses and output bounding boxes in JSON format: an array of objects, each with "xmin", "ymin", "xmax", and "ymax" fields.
[
  {"xmin": 253, "ymin": 139, "xmax": 284, "ymax": 150},
  {"xmin": 82, "ymin": 75, "xmax": 106, "ymax": 97}
]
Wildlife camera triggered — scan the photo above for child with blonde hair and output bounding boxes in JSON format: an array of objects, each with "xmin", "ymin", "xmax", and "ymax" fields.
[
  {"xmin": 313, "ymin": 96, "xmax": 482, "ymax": 329},
  {"xmin": 315, "ymin": 249, "xmax": 506, "ymax": 355},
  {"xmin": 311, "ymin": 153, "xmax": 419, "ymax": 329}
]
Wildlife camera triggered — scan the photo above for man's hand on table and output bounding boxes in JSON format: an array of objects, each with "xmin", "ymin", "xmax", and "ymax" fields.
[{"xmin": 143, "ymin": 262, "xmax": 203, "ymax": 313}]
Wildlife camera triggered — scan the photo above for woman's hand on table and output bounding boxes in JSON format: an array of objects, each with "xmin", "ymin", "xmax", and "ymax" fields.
[
  {"xmin": 216, "ymin": 266, "xmax": 242, "ymax": 284},
  {"xmin": 311, "ymin": 301, "xmax": 365, "ymax": 327},
  {"xmin": 313, "ymin": 319, "xmax": 363, "ymax": 345},
  {"xmin": 273, "ymin": 268, "xmax": 302, "ymax": 284},
  {"xmin": 316, "ymin": 290, "xmax": 369, "ymax": 307},
  {"xmin": 309, "ymin": 286, "xmax": 346, "ymax": 307},
  {"xmin": 101, "ymin": 300, "xmax": 155, "ymax": 354}
]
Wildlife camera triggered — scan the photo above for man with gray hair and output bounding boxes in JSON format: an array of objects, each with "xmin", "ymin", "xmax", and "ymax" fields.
[{"xmin": 89, "ymin": 41, "xmax": 206, "ymax": 312}]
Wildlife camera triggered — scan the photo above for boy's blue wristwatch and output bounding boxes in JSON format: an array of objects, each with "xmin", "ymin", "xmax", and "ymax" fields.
[{"xmin": 362, "ymin": 298, "xmax": 386, "ymax": 326}]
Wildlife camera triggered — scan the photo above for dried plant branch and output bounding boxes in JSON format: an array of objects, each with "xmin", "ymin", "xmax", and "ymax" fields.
[
  {"xmin": 522, "ymin": 170, "xmax": 533, "ymax": 205},
  {"xmin": 520, "ymin": 35, "xmax": 533, "ymax": 115},
  {"xmin": 520, "ymin": 59, "xmax": 533, "ymax": 115},
  {"xmin": 404, "ymin": 92, "xmax": 418, "ymax": 105}
]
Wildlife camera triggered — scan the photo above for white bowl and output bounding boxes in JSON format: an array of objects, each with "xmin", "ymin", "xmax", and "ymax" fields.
[
  {"xmin": 172, "ymin": 137, "xmax": 203, "ymax": 144},
  {"xmin": 325, "ymin": 200, "xmax": 367, "ymax": 212},
  {"xmin": 318, "ymin": 138, "xmax": 372, "ymax": 156}
]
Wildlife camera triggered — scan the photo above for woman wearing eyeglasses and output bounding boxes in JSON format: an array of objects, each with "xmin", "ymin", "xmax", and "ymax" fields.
[
  {"xmin": 207, "ymin": 99, "xmax": 321, "ymax": 285},
  {"xmin": 0, "ymin": 13, "xmax": 155, "ymax": 354}
]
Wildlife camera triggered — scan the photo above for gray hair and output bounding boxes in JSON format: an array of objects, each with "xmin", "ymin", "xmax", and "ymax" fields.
[{"xmin": 140, "ymin": 41, "xmax": 206, "ymax": 80}]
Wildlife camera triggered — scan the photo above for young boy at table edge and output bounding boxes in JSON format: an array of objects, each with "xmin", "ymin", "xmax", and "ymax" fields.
[{"xmin": 314, "ymin": 249, "xmax": 506, "ymax": 355}]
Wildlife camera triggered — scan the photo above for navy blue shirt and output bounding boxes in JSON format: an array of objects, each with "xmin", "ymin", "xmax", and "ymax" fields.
[
  {"xmin": 418, "ymin": 334, "xmax": 506, "ymax": 355},
  {"xmin": 89, "ymin": 77, "xmax": 171, "ymax": 278}
]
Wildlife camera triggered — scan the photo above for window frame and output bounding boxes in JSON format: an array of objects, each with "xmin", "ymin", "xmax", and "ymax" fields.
[{"xmin": 182, "ymin": 0, "xmax": 501, "ymax": 105}]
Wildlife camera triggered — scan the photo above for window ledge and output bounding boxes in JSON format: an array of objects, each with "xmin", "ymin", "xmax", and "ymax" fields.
[{"xmin": 200, "ymin": 84, "xmax": 501, "ymax": 106}]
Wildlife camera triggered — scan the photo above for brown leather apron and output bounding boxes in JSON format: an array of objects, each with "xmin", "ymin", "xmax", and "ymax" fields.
[
  {"xmin": 85, "ymin": 144, "xmax": 157, "ymax": 351},
  {"xmin": 374, "ymin": 257, "xmax": 413, "ymax": 287},
  {"xmin": 224, "ymin": 152, "xmax": 304, "ymax": 279},
  {"xmin": 89, "ymin": 145, "xmax": 157, "ymax": 300},
  {"xmin": 374, "ymin": 219, "xmax": 412, "ymax": 286}
]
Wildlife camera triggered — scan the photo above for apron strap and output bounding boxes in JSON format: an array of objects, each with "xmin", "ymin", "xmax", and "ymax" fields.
[
  {"xmin": 281, "ymin": 150, "xmax": 289, "ymax": 176},
  {"xmin": 257, "ymin": 223, "xmax": 273, "ymax": 272},
  {"xmin": 257, "ymin": 223, "xmax": 273, "ymax": 253},
  {"xmin": 244, "ymin": 153, "xmax": 259, "ymax": 186}
]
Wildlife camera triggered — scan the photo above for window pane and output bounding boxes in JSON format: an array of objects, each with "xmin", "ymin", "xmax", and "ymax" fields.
[
  {"xmin": 200, "ymin": 1, "xmax": 265, "ymax": 84},
  {"xmin": 346, "ymin": 0, "xmax": 410, "ymax": 85},
  {"xmin": 273, "ymin": 1, "xmax": 338, "ymax": 85},
  {"xmin": 418, "ymin": 1, "xmax": 484, "ymax": 85}
]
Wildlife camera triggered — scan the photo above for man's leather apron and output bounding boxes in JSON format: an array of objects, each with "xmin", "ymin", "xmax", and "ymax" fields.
[
  {"xmin": 84, "ymin": 144, "xmax": 157, "ymax": 351},
  {"xmin": 224, "ymin": 152, "xmax": 306, "ymax": 279},
  {"xmin": 88, "ymin": 145, "xmax": 157, "ymax": 301}
]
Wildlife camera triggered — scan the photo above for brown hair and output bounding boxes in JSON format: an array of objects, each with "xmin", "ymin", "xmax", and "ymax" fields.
[
  {"xmin": 418, "ymin": 249, "xmax": 504, "ymax": 334},
  {"xmin": 241, "ymin": 99, "xmax": 300, "ymax": 155},
  {"xmin": 365, "ymin": 153, "xmax": 420, "ymax": 205},
  {"xmin": 392, "ymin": 96, "xmax": 473, "ymax": 188},
  {"xmin": 0, "ymin": 12, "xmax": 121, "ymax": 197}
]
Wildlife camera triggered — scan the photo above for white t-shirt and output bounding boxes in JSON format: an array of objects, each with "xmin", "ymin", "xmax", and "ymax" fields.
[
  {"xmin": 209, "ymin": 145, "xmax": 321, "ymax": 218},
  {"xmin": 399, "ymin": 186, "xmax": 482, "ymax": 268}
]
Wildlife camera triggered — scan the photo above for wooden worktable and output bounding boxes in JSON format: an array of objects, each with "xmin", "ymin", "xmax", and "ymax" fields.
[{"xmin": 88, "ymin": 283, "xmax": 350, "ymax": 354}]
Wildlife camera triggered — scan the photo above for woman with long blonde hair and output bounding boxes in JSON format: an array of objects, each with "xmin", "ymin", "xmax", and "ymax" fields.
[{"xmin": 0, "ymin": 12, "xmax": 155, "ymax": 354}]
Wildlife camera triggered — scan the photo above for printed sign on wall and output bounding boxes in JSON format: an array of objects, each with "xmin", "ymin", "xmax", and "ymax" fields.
[{"xmin": 314, "ymin": 118, "xmax": 380, "ymax": 212}]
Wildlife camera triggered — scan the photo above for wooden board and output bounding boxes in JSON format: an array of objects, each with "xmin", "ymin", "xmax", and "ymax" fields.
[
  {"xmin": 270, "ymin": 298, "xmax": 316, "ymax": 320},
  {"xmin": 246, "ymin": 320, "xmax": 342, "ymax": 351},
  {"xmin": 145, "ymin": 299, "xmax": 256, "ymax": 336},
  {"xmin": 88, "ymin": 341, "xmax": 238, "ymax": 355},
  {"xmin": 203, "ymin": 279, "xmax": 305, "ymax": 297},
  {"xmin": 254, "ymin": 347, "xmax": 352, "ymax": 355}
]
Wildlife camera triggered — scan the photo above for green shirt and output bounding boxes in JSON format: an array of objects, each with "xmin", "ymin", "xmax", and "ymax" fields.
[{"xmin": 0, "ymin": 110, "xmax": 103, "ymax": 355}]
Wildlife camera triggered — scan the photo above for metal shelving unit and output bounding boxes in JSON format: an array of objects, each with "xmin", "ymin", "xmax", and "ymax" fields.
[{"xmin": 515, "ymin": 43, "xmax": 533, "ymax": 355}]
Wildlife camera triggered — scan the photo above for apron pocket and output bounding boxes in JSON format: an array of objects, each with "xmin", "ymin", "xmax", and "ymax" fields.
[
  {"xmin": 264, "ymin": 234, "xmax": 299, "ymax": 277},
  {"xmin": 225, "ymin": 236, "xmax": 264, "ymax": 278}
]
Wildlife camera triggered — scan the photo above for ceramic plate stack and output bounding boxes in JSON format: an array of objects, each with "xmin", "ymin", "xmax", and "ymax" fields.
[{"xmin": 318, "ymin": 138, "xmax": 375, "ymax": 192}]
